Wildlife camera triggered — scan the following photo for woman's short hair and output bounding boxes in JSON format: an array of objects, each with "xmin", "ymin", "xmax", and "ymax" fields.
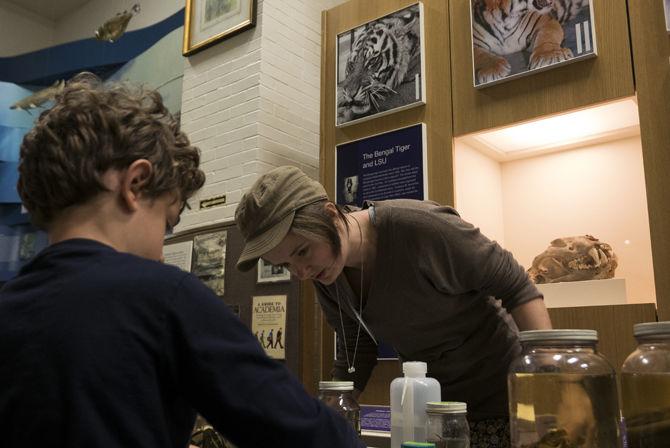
[
  {"xmin": 17, "ymin": 72, "xmax": 205, "ymax": 228},
  {"xmin": 291, "ymin": 200, "xmax": 349, "ymax": 256}
]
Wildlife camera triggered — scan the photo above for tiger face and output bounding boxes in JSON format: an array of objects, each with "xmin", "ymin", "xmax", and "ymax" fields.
[{"xmin": 337, "ymin": 13, "xmax": 420, "ymax": 124}]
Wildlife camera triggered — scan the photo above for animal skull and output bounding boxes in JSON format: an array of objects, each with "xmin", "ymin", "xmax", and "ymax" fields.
[{"xmin": 527, "ymin": 235, "xmax": 617, "ymax": 284}]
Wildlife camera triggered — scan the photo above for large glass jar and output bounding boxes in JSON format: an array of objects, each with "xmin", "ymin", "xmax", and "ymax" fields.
[
  {"xmin": 508, "ymin": 329, "xmax": 621, "ymax": 448},
  {"xmin": 318, "ymin": 380, "xmax": 361, "ymax": 435},
  {"xmin": 621, "ymin": 321, "xmax": 670, "ymax": 447},
  {"xmin": 425, "ymin": 401, "xmax": 470, "ymax": 448}
]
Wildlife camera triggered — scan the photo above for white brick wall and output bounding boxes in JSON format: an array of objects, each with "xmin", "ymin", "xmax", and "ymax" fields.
[{"xmin": 178, "ymin": 0, "xmax": 346, "ymax": 231}]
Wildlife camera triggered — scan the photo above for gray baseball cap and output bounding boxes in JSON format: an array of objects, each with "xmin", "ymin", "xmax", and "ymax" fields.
[{"xmin": 235, "ymin": 166, "xmax": 328, "ymax": 271}]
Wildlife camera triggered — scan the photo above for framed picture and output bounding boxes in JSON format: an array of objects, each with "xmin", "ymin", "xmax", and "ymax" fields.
[
  {"xmin": 257, "ymin": 258, "xmax": 291, "ymax": 284},
  {"xmin": 470, "ymin": 0, "xmax": 597, "ymax": 88},
  {"xmin": 336, "ymin": 2, "xmax": 426, "ymax": 127},
  {"xmin": 335, "ymin": 123, "xmax": 428, "ymax": 207},
  {"xmin": 665, "ymin": 0, "xmax": 670, "ymax": 33},
  {"xmin": 183, "ymin": 0, "xmax": 257, "ymax": 56}
]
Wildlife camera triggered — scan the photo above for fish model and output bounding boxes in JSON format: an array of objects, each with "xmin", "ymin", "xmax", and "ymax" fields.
[
  {"xmin": 95, "ymin": 4, "xmax": 141, "ymax": 43},
  {"xmin": 527, "ymin": 235, "xmax": 617, "ymax": 284},
  {"xmin": 10, "ymin": 80, "xmax": 65, "ymax": 114}
]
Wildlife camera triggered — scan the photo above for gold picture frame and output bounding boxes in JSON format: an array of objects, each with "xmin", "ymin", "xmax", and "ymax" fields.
[{"xmin": 182, "ymin": 0, "xmax": 257, "ymax": 56}]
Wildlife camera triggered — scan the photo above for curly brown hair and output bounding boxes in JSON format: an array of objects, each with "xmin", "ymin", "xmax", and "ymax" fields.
[{"xmin": 18, "ymin": 72, "xmax": 205, "ymax": 228}]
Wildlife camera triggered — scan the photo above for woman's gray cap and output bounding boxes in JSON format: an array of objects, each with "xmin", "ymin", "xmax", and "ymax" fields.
[{"xmin": 235, "ymin": 166, "xmax": 328, "ymax": 272}]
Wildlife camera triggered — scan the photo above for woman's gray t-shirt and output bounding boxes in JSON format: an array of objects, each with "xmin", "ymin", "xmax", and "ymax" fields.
[{"xmin": 314, "ymin": 199, "xmax": 543, "ymax": 420}]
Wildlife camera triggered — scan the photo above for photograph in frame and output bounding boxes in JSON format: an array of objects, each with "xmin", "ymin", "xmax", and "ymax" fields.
[
  {"xmin": 336, "ymin": 2, "xmax": 426, "ymax": 127},
  {"xmin": 665, "ymin": 0, "xmax": 670, "ymax": 33},
  {"xmin": 470, "ymin": 0, "xmax": 597, "ymax": 88},
  {"xmin": 257, "ymin": 258, "xmax": 291, "ymax": 284},
  {"xmin": 183, "ymin": 0, "xmax": 257, "ymax": 56},
  {"xmin": 192, "ymin": 230, "xmax": 227, "ymax": 296}
]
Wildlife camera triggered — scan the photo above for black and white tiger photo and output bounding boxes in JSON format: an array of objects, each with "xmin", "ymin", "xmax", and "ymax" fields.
[
  {"xmin": 471, "ymin": 0, "xmax": 597, "ymax": 88},
  {"xmin": 336, "ymin": 3, "xmax": 425, "ymax": 127}
]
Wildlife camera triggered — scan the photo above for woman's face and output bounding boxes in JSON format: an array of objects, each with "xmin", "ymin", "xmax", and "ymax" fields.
[{"xmin": 263, "ymin": 231, "xmax": 345, "ymax": 285}]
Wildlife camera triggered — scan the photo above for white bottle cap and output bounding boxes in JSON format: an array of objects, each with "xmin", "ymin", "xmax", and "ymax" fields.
[{"xmin": 402, "ymin": 361, "xmax": 427, "ymax": 376}]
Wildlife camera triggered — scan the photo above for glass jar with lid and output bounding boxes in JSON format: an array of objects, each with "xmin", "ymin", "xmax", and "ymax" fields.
[
  {"xmin": 508, "ymin": 329, "xmax": 621, "ymax": 447},
  {"xmin": 425, "ymin": 401, "xmax": 470, "ymax": 448},
  {"xmin": 621, "ymin": 321, "xmax": 670, "ymax": 447},
  {"xmin": 318, "ymin": 380, "xmax": 361, "ymax": 435}
]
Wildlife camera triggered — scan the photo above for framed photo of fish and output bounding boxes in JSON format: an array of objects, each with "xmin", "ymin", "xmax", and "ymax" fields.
[
  {"xmin": 335, "ymin": 2, "xmax": 426, "ymax": 127},
  {"xmin": 470, "ymin": 0, "xmax": 598, "ymax": 88},
  {"xmin": 183, "ymin": 0, "xmax": 257, "ymax": 56}
]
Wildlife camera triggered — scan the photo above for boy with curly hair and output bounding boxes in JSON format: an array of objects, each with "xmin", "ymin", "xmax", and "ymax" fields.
[{"xmin": 0, "ymin": 74, "xmax": 364, "ymax": 448}]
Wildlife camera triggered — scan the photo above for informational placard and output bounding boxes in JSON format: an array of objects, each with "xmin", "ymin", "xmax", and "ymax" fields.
[
  {"xmin": 335, "ymin": 123, "xmax": 427, "ymax": 207},
  {"xmin": 252, "ymin": 295, "xmax": 287, "ymax": 360},
  {"xmin": 162, "ymin": 240, "xmax": 194, "ymax": 272},
  {"xmin": 360, "ymin": 405, "xmax": 391, "ymax": 434}
]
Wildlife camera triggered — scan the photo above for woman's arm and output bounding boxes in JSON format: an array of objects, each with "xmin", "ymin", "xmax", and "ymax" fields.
[{"xmin": 511, "ymin": 298, "xmax": 553, "ymax": 331}]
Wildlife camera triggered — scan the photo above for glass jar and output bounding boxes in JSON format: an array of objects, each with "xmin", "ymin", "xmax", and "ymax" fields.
[
  {"xmin": 425, "ymin": 402, "xmax": 470, "ymax": 448},
  {"xmin": 508, "ymin": 329, "xmax": 621, "ymax": 448},
  {"xmin": 621, "ymin": 321, "xmax": 670, "ymax": 447},
  {"xmin": 318, "ymin": 380, "xmax": 361, "ymax": 435}
]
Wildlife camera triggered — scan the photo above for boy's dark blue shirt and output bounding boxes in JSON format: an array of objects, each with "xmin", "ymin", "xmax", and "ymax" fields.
[{"xmin": 0, "ymin": 238, "xmax": 364, "ymax": 448}]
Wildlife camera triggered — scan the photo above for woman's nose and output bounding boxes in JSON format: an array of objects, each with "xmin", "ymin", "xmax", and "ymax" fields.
[{"xmin": 293, "ymin": 263, "xmax": 311, "ymax": 280}]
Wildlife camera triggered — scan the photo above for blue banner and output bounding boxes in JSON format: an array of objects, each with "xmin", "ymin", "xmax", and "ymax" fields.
[{"xmin": 0, "ymin": 162, "xmax": 19, "ymax": 203}]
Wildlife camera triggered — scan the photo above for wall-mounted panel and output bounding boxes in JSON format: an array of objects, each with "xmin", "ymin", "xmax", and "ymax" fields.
[
  {"xmin": 627, "ymin": 0, "xmax": 670, "ymax": 320},
  {"xmin": 321, "ymin": 0, "xmax": 453, "ymax": 206},
  {"xmin": 450, "ymin": 0, "xmax": 635, "ymax": 136}
]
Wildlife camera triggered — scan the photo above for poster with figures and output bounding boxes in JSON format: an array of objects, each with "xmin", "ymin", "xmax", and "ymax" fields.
[
  {"xmin": 251, "ymin": 295, "xmax": 286, "ymax": 360},
  {"xmin": 192, "ymin": 230, "xmax": 227, "ymax": 296}
]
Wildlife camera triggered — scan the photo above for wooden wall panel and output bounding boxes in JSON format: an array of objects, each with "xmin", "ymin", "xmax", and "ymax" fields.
[
  {"xmin": 320, "ymin": 0, "xmax": 453, "ymax": 205},
  {"xmin": 449, "ymin": 0, "xmax": 635, "ymax": 136},
  {"xmin": 320, "ymin": 0, "xmax": 453, "ymax": 406},
  {"xmin": 549, "ymin": 304, "xmax": 657, "ymax": 372},
  {"xmin": 627, "ymin": 1, "xmax": 670, "ymax": 321}
]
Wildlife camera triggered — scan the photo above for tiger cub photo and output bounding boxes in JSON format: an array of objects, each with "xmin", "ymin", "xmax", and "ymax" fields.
[
  {"xmin": 336, "ymin": 3, "xmax": 424, "ymax": 126},
  {"xmin": 471, "ymin": 0, "xmax": 595, "ymax": 87}
]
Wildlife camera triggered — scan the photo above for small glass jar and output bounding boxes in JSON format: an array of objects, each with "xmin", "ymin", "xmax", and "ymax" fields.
[
  {"xmin": 508, "ymin": 329, "xmax": 621, "ymax": 447},
  {"xmin": 425, "ymin": 402, "xmax": 470, "ymax": 448},
  {"xmin": 318, "ymin": 380, "xmax": 361, "ymax": 435},
  {"xmin": 621, "ymin": 321, "xmax": 670, "ymax": 447}
]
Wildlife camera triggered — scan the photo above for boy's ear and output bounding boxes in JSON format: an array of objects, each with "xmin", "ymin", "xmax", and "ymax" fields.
[{"xmin": 120, "ymin": 159, "xmax": 153, "ymax": 211}]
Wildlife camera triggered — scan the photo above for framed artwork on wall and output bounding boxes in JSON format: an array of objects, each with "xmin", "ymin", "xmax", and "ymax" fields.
[
  {"xmin": 257, "ymin": 258, "xmax": 291, "ymax": 284},
  {"xmin": 470, "ymin": 0, "xmax": 598, "ymax": 88},
  {"xmin": 665, "ymin": 0, "xmax": 670, "ymax": 33},
  {"xmin": 335, "ymin": 2, "xmax": 426, "ymax": 127},
  {"xmin": 182, "ymin": 0, "xmax": 257, "ymax": 56}
]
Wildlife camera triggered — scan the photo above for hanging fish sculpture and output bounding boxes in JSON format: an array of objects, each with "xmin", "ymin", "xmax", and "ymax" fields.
[
  {"xmin": 95, "ymin": 4, "xmax": 141, "ymax": 43},
  {"xmin": 10, "ymin": 79, "xmax": 65, "ymax": 114},
  {"xmin": 527, "ymin": 235, "xmax": 617, "ymax": 284}
]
